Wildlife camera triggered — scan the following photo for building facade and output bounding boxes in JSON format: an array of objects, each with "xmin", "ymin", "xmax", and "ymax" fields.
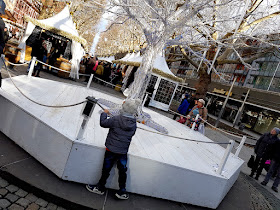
[
  {"xmin": 13, "ymin": 0, "xmax": 41, "ymax": 27},
  {"xmin": 166, "ymin": 45, "xmax": 280, "ymax": 135}
]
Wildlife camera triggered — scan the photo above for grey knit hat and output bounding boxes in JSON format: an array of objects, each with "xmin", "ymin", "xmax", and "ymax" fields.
[
  {"xmin": 273, "ymin": 127, "xmax": 280, "ymax": 135},
  {"xmin": 122, "ymin": 99, "xmax": 141, "ymax": 115}
]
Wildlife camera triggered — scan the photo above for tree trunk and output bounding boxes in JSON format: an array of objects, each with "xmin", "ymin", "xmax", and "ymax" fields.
[
  {"xmin": 195, "ymin": 66, "xmax": 211, "ymax": 99},
  {"xmin": 194, "ymin": 46, "xmax": 216, "ymax": 99},
  {"xmin": 127, "ymin": 41, "xmax": 165, "ymax": 100}
]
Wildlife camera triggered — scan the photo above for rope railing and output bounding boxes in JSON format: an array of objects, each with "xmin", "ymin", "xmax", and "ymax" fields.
[
  {"xmin": 92, "ymin": 75, "xmax": 118, "ymax": 88},
  {"xmin": 2, "ymin": 57, "xmax": 87, "ymax": 108},
  {"xmin": 96, "ymin": 101, "xmax": 230, "ymax": 145},
  {"xmin": 5, "ymin": 60, "xmax": 31, "ymax": 66},
  {"xmin": 36, "ymin": 60, "xmax": 91, "ymax": 77},
  {"xmin": 169, "ymin": 109, "xmax": 258, "ymax": 140}
]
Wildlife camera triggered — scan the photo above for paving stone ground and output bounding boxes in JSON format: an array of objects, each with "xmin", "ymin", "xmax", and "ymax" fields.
[{"xmin": 0, "ymin": 177, "xmax": 65, "ymax": 210}]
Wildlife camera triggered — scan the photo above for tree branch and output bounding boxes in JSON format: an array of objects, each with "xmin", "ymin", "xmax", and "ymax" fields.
[
  {"xmin": 239, "ymin": 11, "xmax": 280, "ymax": 33},
  {"xmin": 179, "ymin": 46, "xmax": 199, "ymax": 69}
]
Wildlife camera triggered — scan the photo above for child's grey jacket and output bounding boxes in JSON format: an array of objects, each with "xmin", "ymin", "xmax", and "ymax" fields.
[{"xmin": 100, "ymin": 112, "xmax": 137, "ymax": 154}]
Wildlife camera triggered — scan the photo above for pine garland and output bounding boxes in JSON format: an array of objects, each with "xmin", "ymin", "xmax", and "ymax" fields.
[
  {"xmin": 112, "ymin": 60, "xmax": 183, "ymax": 82},
  {"xmin": 24, "ymin": 16, "xmax": 88, "ymax": 50}
]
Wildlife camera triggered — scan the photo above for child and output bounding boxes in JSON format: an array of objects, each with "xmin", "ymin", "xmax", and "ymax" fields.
[{"xmin": 86, "ymin": 99, "xmax": 141, "ymax": 200}]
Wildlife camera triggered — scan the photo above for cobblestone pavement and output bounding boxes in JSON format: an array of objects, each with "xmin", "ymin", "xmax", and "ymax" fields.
[
  {"xmin": 1, "ymin": 64, "xmax": 280, "ymax": 210},
  {"xmin": 0, "ymin": 177, "xmax": 65, "ymax": 210}
]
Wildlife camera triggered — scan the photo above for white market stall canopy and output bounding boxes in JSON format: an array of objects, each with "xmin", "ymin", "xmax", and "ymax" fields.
[
  {"xmin": 18, "ymin": 6, "xmax": 86, "ymax": 79},
  {"xmin": 114, "ymin": 52, "xmax": 183, "ymax": 83},
  {"xmin": 98, "ymin": 56, "xmax": 115, "ymax": 63},
  {"xmin": 24, "ymin": 6, "xmax": 87, "ymax": 47}
]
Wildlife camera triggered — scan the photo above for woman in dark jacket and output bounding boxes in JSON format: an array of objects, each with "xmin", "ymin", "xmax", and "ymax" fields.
[
  {"xmin": 261, "ymin": 136, "xmax": 280, "ymax": 192},
  {"xmin": 249, "ymin": 128, "xmax": 280, "ymax": 180}
]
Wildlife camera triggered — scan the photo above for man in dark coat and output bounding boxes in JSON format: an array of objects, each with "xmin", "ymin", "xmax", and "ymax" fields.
[
  {"xmin": 0, "ymin": 13, "xmax": 6, "ymax": 87},
  {"xmin": 86, "ymin": 99, "xmax": 141, "ymax": 200},
  {"xmin": 31, "ymin": 39, "xmax": 46, "ymax": 77},
  {"xmin": 250, "ymin": 128, "xmax": 280, "ymax": 180},
  {"xmin": 84, "ymin": 55, "xmax": 95, "ymax": 82},
  {"xmin": 261, "ymin": 134, "xmax": 280, "ymax": 192}
]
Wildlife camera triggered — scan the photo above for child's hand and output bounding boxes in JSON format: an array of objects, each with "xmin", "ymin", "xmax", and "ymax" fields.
[{"xmin": 104, "ymin": 109, "xmax": 110, "ymax": 114}]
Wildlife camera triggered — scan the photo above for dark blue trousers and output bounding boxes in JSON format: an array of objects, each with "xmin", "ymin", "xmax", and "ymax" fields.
[{"xmin": 98, "ymin": 150, "xmax": 128, "ymax": 190}]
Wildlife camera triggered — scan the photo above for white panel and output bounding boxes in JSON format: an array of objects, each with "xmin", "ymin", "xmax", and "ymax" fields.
[
  {"xmin": 63, "ymin": 142, "xmax": 235, "ymax": 209},
  {"xmin": 0, "ymin": 95, "xmax": 73, "ymax": 177}
]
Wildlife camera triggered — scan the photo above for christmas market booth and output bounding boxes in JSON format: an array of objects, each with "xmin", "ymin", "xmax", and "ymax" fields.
[
  {"xmin": 114, "ymin": 52, "xmax": 183, "ymax": 111},
  {"xmin": 1, "ymin": 9, "xmax": 24, "ymax": 65},
  {"xmin": 18, "ymin": 6, "xmax": 87, "ymax": 79}
]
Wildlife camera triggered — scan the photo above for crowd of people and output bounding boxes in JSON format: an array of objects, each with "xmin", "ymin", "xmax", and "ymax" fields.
[
  {"xmin": 249, "ymin": 127, "xmax": 280, "ymax": 193},
  {"xmin": 81, "ymin": 53, "xmax": 123, "ymax": 85},
  {"xmin": 173, "ymin": 92, "xmax": 208, "ymax": 135}
]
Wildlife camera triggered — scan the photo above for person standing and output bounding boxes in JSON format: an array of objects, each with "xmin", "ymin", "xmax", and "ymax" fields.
[
  {"xmin": 3, "ymin": 27, "xmax": 9, "ymax": 43},
  {"xmin": 95, "ymin": 61, "xmax": 104, "ymax": 84},
  {"xmin": 173, "ymin": 93, "xmax": 190, "ymax": 120},
  {"xmin": 186, "ymin": 99, "xmax": 207, "ymax": 134},
  {"xmin": 0, "ymin": 15, "xmax": 6, "ymax": 87},
  {"xmin": 261, "ymin": 131, "xmax": 280, "ymax": 192},
  {"xmin": 187, "ymin": 93, "xmax": 196, "ymax": 113},
  {"xmin": 86, "ymin": 99, "xmax": 140, "ymax": 200},
  {"xmin": 249, "ymin": 128, "xmax": 279, "ymax": 180},
  {"xmin": 84, "ymin": 54, "xmax": 95, "ymax": 82},
  {"xmin": 103, "ymin": 62, "xmax": 112, "ymax": 82},
  {"xmin": 31, "ymin": 39, "xmax": 46, "ymax": 77}
]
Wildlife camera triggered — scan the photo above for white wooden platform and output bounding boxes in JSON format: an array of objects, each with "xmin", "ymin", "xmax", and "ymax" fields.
[{"xmin": 0, "ymin": 76, "xmax": 244, "ymax": 209}]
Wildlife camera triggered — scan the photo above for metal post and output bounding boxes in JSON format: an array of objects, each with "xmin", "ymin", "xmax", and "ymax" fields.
[
  {"xmin": 76, "ymin": 96, "xmax": 98, "ymax": 141},
  {"xmin": 76, "ymin": 116, "xmax": 89, "ymax": 141},
  {"xmin": 217, "ymin": 140, "xmax": 235, "ymax": 175},
  {"xmin": 87, "ymin": 74, "xmax": 94, "ymax": 89},
  {"xmin": 235, "ymin": 136, "xmax": 246, "ymax": 157},
  {"xmin": 0, "ymin": 54, "xmax": 5, "ymax": 70},
  {"xmin": 233, "ymin": 89, "xmax": 250, "ymax": 127},
  {"xmin": 267, "ymin": 61, "xmax": 280, "ymax": 91},
  {"xmin": 142, "ymin": 93, "xmax": 149, "ymax": 108},
  {"xmin": 215, "ymin": 77, "xmax": 236, "ymax": 127},
  {"xmin": 28, "ymin": 57, "xmax": 36, "ymax": 78},
  {"xmin": 206, "ymin": 96, "xmax": 212, "ymax": 108},
  {"xmin": 191, "ymin": 114, "xmax": 200, "ymax": 130}
]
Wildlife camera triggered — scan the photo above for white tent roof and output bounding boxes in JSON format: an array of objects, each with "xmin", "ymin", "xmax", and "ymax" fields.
[
  {"xmin": 120, "ymin": 53, "xmax": 132, "ymax": 61},
  {"xmin": 24, "ymin": 6, "xmax": 86, "ymax": 47},
  {"xmin": 37, "ymin": 7, "xmax": 79, "ymax": 37},
  {"xmin": 124, "ymin": 52, "xmax": 174, "ymax": 76},
  {"xmin": 99, "ymin": 56, "xmax": 115, "ymax": 63},
  {"xmin": 153, "ymin": 55, "xmax": 174, "ymax": 76},
  {"xmin": 126, "ymin": 52, "xmax": 136, "ymax": 62}
]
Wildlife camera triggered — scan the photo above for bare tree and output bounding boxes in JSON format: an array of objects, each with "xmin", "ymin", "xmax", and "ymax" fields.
[
  {"xmin": 93, "ymin": 0, "xmax": 280, "ymax": 99},
  {"xmin": 168, "ymin": 0, "xmax": 280, "ymax": 97},
  {"xmin": 96, "ymin": 0, "xmax": 217, "ymax": 100}
]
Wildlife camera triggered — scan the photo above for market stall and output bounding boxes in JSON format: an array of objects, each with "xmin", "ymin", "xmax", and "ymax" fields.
[
  {"xmin": 114, "ymin": 52, "xmax": 183, "ymax": 111},
  {"xmin": 18, "ymin": 6, "xmax": 87, "ymax": 79}
]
